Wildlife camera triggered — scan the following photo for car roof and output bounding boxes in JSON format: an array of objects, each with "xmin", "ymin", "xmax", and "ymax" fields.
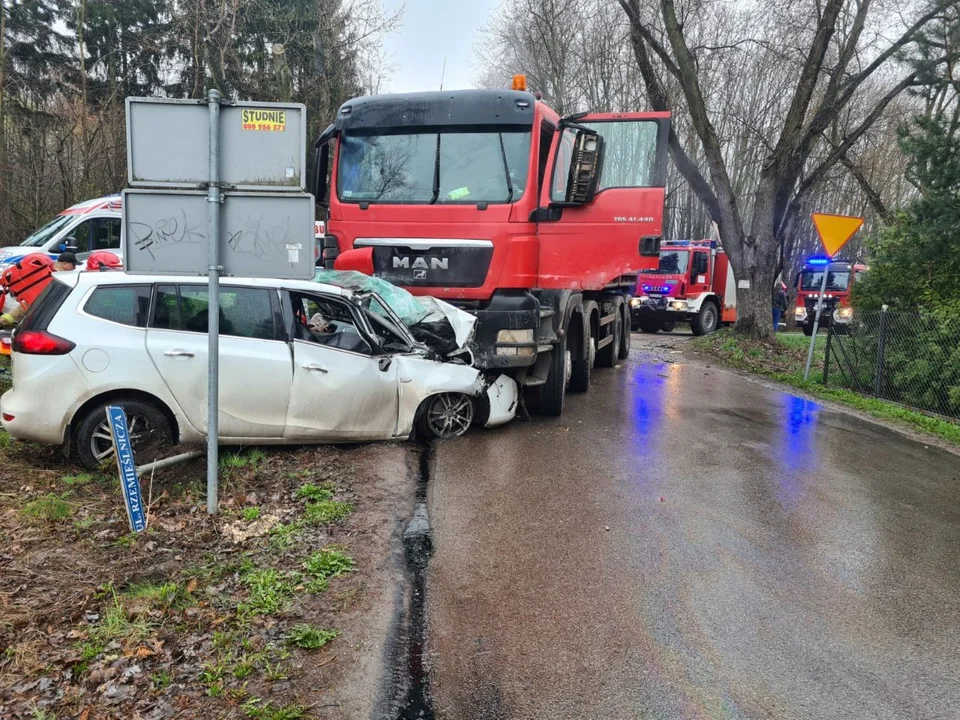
[{"xmin": 69, "ymin": 271, "xmax": 350, "ymax": 298}]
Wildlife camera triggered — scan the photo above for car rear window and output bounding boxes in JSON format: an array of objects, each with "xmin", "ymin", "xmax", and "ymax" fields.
[
  {"xmin": 18, "ymin": 278, "xmax": 72, "ymax": 333},
  {"xmin": 83, "ymin": 285, "xmax": 151, "ymax": 327}
]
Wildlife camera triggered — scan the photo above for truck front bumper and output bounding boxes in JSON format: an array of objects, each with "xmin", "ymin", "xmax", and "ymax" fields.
[
  {"xmin": 460, "ymin": 291, "xmax": 541, "ymax": 371},
  {"xmin": 630, "ymin": 296, "xmax": 691, "ymax": 324}
]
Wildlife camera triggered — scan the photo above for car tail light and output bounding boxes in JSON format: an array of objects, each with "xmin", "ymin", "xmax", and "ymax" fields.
[
  {"xmin": 2, "ymin": 413, "xmax": 13, "ymax": 422},
  {"xmin": 13, "ymin": 330, "xmax": 75, "ymax": 355}
]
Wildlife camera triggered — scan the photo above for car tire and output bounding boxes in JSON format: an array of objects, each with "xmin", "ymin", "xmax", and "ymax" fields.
[
  {"xmin": 596, "ymin": 300, "xmax": 621, "ymax": 368},
  {"xmin": 74, "ymin": 398, "xmax": 173, "ymax": 471},
  {"xmin": 417, "ymin": 392, "xmax": 475, "ymax": 439},
  {"xmin": 691, "ymin": 301, "xmax": 719, "ymax": 336}
]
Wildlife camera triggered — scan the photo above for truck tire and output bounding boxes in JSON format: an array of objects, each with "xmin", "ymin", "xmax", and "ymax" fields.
[
  {"xmin": 802, "ymin": 323, "xmax": 814, "ymax": 337},
  {"xmin": 691, "ymin": 301, "xmax": 719, "ymax": 336},
  {"xmin": 537, "ymin": 334, "xmax": 568, "ymax": 416},
  {"xmin": 662, "ymin": 321, "xmax": 676, "ymax": 333},
  {"xmin": 596, "ymin": 300, "xmax": 621, "ymax": 368},
  {"xmin": 570, "ymin": 302, "xmax": 596, "ymax": 392},
  {"xmin": 618, "ymin": 302, "xmax": 631, "ymax": 361}
]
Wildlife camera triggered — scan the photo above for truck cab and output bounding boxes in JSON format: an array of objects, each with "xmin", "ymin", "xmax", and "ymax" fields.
[
  {"xmin": 629, "ymin": 240, "xmax": 736, "ymax": 335},
  {"xmin": 794, "ymin": 257, "xmax": 868, "ymax": 336},
  {"xmin": 312, "ymin": 83, "xmax": 671, "ymax": 415}
]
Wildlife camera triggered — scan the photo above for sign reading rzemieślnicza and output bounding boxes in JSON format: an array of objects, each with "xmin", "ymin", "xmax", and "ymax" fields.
[{"xmin": 107, "ymin": 406, "xmax": 147, "ymax": 533}]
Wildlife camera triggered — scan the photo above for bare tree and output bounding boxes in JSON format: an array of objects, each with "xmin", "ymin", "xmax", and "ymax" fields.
[{"xmin": 618, "ymin": 0, "xmax": 957, "ymax": 336}]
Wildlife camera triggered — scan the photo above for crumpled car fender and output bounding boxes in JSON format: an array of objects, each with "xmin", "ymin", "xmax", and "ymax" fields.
[
  {"xmin": 394, "ymin": 355, "xmax": 484, "ymax": 437},
  {"xmin": 393, "ymin": 357, "xmax": 519, "ymax": 436}
]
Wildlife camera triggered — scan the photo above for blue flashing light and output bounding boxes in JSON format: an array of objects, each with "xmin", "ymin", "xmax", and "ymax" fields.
[
  {"xmin": 806, "ymin": 257, "xmax": 831, "ymax": 266},
  {"xmin": 641, "ymin": 284, "xmax": 672, "ymax": 294}
]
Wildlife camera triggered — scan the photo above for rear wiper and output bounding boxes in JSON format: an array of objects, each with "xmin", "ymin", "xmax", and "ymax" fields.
[
  {"xmin": 498, "ymin": 133, "xmax": 514, "ymax": 203},
  {"xmin": 430, "ymin": 134, "xmax": 441, "ymax": 204}
]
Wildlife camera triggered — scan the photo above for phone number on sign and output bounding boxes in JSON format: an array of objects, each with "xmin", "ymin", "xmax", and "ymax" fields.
[{"xmin": 242, "ymin": 123, "xmax": 285, "ymax": 131}]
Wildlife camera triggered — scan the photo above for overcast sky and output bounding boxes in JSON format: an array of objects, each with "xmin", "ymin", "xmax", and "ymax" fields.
[{"xmin": 380, "ymin": 0, "xmax": 499, "ymax": 93}]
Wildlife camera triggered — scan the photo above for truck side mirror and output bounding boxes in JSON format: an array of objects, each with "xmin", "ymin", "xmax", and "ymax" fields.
[{"xmin": 554, "ymin": 128, "xmax": 605, "ymax": 206}]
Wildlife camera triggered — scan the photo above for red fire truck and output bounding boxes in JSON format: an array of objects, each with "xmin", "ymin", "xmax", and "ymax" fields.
[
  {"xmin": 629, "ymin": 239, "xmax": 737, "ymax": 335},
  {"xmin": 794, "ymin": 257, "xmax": 868, "ymax": 335},
  {"xmin": 312, "ymin": 79, "xmax": 670, "ymax": 415}
]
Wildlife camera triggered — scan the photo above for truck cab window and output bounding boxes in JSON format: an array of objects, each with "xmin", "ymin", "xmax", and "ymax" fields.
[
  {"xmin": 537, "ymin": 122, "xmax": 555, "ymax": 195},
  {"xmin": 582, "ymin": 120, "xmax": 659, "ymax": 189}
]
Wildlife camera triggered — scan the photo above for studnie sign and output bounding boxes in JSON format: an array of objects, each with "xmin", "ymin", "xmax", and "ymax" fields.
[
  {"xmin": 107, "ymin": 406, "xmax": 147, "ymax": 533},
  {"xmin": 241, "ymin": 109, "xmax": 286, "ymax": 132}
]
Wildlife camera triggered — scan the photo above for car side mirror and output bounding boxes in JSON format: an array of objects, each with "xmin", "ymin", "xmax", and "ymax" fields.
[
  {"xmin": 61, "ymin": 237, "xmax": 78, "ymax": 253},
  {"xmin": 378, "ymin": 357, "xmax": 392, "ymax": 372},
  {"xmin": 556, "ymin": 128, "xmax": 605, "ymax": 205}
]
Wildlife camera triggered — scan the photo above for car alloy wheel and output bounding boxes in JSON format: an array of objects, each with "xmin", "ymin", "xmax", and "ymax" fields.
[{"xmin": 425, "ymin": 393, "xmax": 474, "ymax": 439}]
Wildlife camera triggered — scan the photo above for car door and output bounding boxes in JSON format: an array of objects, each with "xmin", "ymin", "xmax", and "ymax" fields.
[
  {"xmin": 537, "ymin": 112, "xmax": 671, "ymax": 289},
  {"xmin": 284, "ymin": 290, "xmax": 401, "ymax": 441},
  {"xmin": 145, "ymin": 283, "xmax": 291, "ymax": 438},
  {"xmin": 55, "ymin": 216, "xmax": 122, "ymax": 260}
]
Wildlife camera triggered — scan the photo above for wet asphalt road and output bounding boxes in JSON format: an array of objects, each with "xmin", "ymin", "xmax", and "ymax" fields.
[{"xmin": 424, "ymin": 334, "xmax": 960, "ymax": 719}]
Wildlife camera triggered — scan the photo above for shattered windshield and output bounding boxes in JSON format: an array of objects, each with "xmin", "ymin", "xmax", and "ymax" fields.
[
  {"xmin": 359, "ymin": 293, "xmax": 418, "ymax": 351},
  {"xmin": 337, "ymin": 130, "xmax": 531, "ymax": 204}
]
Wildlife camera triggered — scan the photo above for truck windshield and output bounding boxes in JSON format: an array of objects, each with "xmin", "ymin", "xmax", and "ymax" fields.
[
  {"xmin": 657, "ymin": 251, "xmax": 689, "ymax": 274},
  {"xmin": 21, "ymin": 214, "xmax": 72, "ymax": 247},
  {"xmin": 338, "ymin": 130, "xmax": 531, "ymax": 204},
  {"xmin": 801, "ymin": 270, "xmax": 850, "ymax": 291}
]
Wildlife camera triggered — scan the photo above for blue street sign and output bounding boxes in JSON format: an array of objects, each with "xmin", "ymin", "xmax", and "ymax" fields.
[{"xmin": 106, "ymin": 406, "xmax": 147, "ymax": 533}]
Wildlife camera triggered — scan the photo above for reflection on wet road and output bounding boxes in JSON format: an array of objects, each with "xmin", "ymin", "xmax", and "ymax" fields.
[{"xmin": 426, "ymin": 344, "xmax": 960, "ymax": 719}]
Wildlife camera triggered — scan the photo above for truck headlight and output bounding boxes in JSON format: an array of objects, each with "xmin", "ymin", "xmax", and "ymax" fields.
[
  {"xmin": 834, "ymin": 307, "xmax": 854, "ymax": 321},
  {"xmin": 496, "ymin": 329, "xmax": 534, "ymax": 344},
  {"xmin": 795, "ymin": 307, "xmax": 807, "ymax": 320},
  {"xmin": 630, "ymin": 298, "xmax": 643, "ymax": 308},
  {"xmin": 669, "ymin": 300, "xmax": 688, "ymax": 310}
]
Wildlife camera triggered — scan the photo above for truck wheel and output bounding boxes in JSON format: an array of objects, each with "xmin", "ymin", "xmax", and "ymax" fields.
[
  {"xmin": 537, "ymin": 334, "xmax": 568, "ymax": 416},
  {"xmin": 638, "ymin": 318, "xmax": 661, "ymax": 334},
  {"xmin": 596, "ymin": 301, "xmax": 621, "ymax": 368},
  {"xmin": 691, "ymin": 301, "xmax": 719, "ymax": 336},
  {"xmin": 570, "ymin": 304, "xmax": 595, "ymax": 393},
  {"xmin": 618, "ymin": 303, "xmax": 631, "ymax": 361},
  {"xmin": 802, "ymin": 323, "xmax": 814, "ymax": 337},
  {"xmin": 662, "ymin": 322, "xmax": 675, "ymax": 333}
]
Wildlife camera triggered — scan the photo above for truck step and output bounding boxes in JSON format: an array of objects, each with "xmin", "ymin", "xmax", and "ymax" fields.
[{"xmin": 539, "ymin": 307, "xmax": 555, "ymax": 319}]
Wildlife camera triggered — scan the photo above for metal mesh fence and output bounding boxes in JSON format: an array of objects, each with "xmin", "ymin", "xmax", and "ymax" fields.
[{"xmin": 823, "ymin": 309, "xmax": 960, "ymax": 419}]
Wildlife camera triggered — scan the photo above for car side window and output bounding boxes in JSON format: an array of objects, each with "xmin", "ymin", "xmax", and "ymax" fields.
[
  {"xmin": 151, "ymin": 285, "xmax": 277, "ymax": 341},
  {"xmin": 84, "ymin": 285, "xmax": 151, "ymax": 327},
  {"xmin": 291, "ymin": 292, "xmax": 372, "ymax": 355},
  {"xmin": 66, "ymin": 219, "xmax": 93, "ymax": 253}
]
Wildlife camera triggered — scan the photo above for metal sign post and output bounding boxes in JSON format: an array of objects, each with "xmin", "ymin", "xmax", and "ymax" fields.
[
  {"xmin": 803, "ymin": 213, "xmax": 864, "ymax": 381},
  {"xmin": 802, "ymin": 268, "xmax": 830, "ymax": 381},
  {"xmin": 123, "ymin": 92, "xmax": 314, "ymax": 514},
  {"xmin": 206, "ymin": 89, "xmax": 221, "ymax": 515}
]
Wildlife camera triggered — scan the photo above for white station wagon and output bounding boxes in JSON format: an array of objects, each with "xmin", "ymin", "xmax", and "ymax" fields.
[{"xmin": 0, "ymin": 273, "xmax": 517, "ymax": 468}]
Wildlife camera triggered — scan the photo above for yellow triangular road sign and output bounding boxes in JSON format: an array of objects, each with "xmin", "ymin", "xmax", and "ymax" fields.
[{"xmin": 812, "ymin": 213, "xmax": 864, "ymax": 256}]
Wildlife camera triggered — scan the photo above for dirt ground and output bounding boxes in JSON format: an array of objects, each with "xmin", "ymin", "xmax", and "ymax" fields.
[{"xmin": 0, "ymin": 436, "xmax": 415, "ymax": 720}]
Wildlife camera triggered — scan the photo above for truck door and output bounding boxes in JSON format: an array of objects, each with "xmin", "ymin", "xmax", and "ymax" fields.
[
  {"xmin": 687, "ymin": 249, "xmax": 711, "ymax": 297},
  {"xmin": 537, "ymin": 112, "xmax": 670, "ymax": 290}
]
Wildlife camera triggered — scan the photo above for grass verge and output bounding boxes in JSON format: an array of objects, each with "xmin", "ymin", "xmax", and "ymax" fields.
[{"xmin": 693, "ymin": 330, "xmax": 960, "ymax": 446}]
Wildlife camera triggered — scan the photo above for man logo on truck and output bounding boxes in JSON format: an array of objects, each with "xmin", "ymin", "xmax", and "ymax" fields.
[{"xmin": 393, "ymin": 256, "xmax": 449, "ymax": 271}]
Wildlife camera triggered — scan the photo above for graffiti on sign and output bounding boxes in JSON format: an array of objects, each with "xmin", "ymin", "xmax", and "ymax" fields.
[{"xmin": 241, "ymin": 109, "xmax": 286, "ymax": 132}]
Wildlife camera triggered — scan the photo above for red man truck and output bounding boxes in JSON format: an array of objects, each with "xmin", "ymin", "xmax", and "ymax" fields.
[
  {"xmin": 312, "ymin": 78, "xmax": 670, "ymax": 415},
  {"xmin": 629, "ymin": 239, "xmax": 737, "ymax": 335},
  {"xmin": 794, "ymin": 257, "xmax": 868, "ymax": 336}
]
